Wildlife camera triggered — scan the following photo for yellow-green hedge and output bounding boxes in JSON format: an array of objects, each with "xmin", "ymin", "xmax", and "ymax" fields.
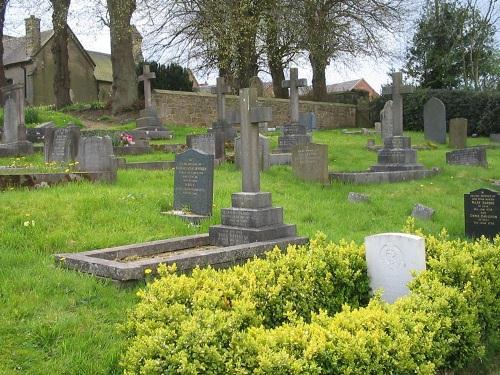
[{"xmin": 121, "ymin": 222, "xmax": 499, "ymax": 374}]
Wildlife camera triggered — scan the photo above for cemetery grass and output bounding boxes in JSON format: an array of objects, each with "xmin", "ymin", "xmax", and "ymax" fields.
[{"xmin": 0, "ymin": 129, "xmax": 499, "ymax": 374}]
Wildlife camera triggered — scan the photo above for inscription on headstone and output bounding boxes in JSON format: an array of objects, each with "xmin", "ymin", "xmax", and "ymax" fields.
[
  {"xmin": 291, "ymin": 143, "xmax": 328, "ymax": 184},
  {"xmin": 424, "ymin": 97, "xmax": 446, "ymax": 144},
  {"xmin": 464, "ymin": 189, "xmax": 499, "ymax": 239},
  {"xmin": 174, "ymin": 149, "xmax": 214, "ymax": 216},
  {"xmin": 44, "ymin": 125, "xmax": 81, "ymax": 162},
  {"xmin": 365, "ymin": 233, "xmax": 426, "ymax": 303},
  {"xmin": 446, "ymin": 147, "xmax": 487, "ymax": 167}
]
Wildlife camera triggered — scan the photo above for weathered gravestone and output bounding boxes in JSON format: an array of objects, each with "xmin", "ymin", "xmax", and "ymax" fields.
[
  {"xmin": 27, "ymin": 121, "xmax": 55, "ymax": 143},
  {"xmin": 449, "ymin": 118, "xmax": 468, "ymax": 149},
  {"xmin": 380, "ymin": 100, "xmax": 393, "ymax": 140},
  {"xmin": 173, "ymin": 149, "xmax": 214, "ymax": 217},
  {"xmin": 44, "ymin": 125, "xmax": 81, "ymax": 162},
  {"xmin": 186, "ymin": 133, "xmax": 216, "ymax": 157},
  {"xmin": 275, "ymin": 68, "xmax": 311, "ymax": 152},
  {"xmin": 299, "ymin": 112, "xmax": 317, "ymax": 132},
  {"xmin": 76, "ymin": 136, "xmax": 117, "ymax": 181},
  {"xmin": 365, "ymin": 233, "xmax": 426, "ymax": 303},
  {"xmin": 0, "ymin": 84, "xmax": 33, "ymax": 156},
  {"xmin": 411, "ymin": 203, "xmax": 435, "ymax": 220},
  {"xmin": 424, "ymin": 97, "xmax": 446, "ymax": 144},
  {"xmin": 235, "ymin": 134, "xmax": 270, "ymax": 171},
  {"xmin": 464, "ymin": 188, "xmax": 499, "ymax": 239},
  {"xmin": 209, "ymin": 88, "xmax": 300, "ymax": 246},
  {"xmin": 446, "ymin": 147, "xmax": 487, "ymax": 167},
  {"xmin": 291, "ymin": 143, "xmax": 328, "ymax": 184}
]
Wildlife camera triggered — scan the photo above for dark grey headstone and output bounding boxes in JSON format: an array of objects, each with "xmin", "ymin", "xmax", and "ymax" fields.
[
  {"xmin": 424, "ymin": 97, "xmax": 446, "ymax": 144},
  {"xmin": 186, "ymin": 133, "xmax": 216, "ymax": 156},
  {"xmin": 174, "ymin": 149, "xmax": 214, "ymax": 216},
  {"xmin": 446, "ymin": 148, "xmax": 487, "ymax": 167},
  {"xmin": 464, "ymin": 188, "xmax": 499, "ymax": 239},
  {"xmin": 44, "ymin": 125, "xmax": 81, "ymax": 162},
  {"xmin": 411, "ymin": 203, "xmax": 435, "ymax": 220},
  {"xmin": 76, "ymin": 136, "xmax": 117, "ymax": 173},
  {"xmin": 299, "ymin": 112, "xmax": 317, "ymax": 132},
  {"xmin": 291, "ymin": 143, "xmax": 328, "ymax": 184}
]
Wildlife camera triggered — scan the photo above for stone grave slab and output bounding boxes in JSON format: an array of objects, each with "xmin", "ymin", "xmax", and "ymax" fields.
[
  {"xmin": 446, "ymin": 147, "xmax": 487, "ymax": 167},
  {"xmin": 44, "ymin": 125, "xmax": 81, "ymax": 162},
  {"xmin": 173, "ymin": 149, "xmax": 214, "ymax": 218},
  {"xmin": 464, "ymin": 188, "xmax": 499, "ymax": 239},
  {"xmin": 424, "ymin": 97, "xmax": 446, "ymax": 144},
  {"xmin": 365, "ymin": 233, "xmax": 426, "ymax": 303},
  {"xmin": 449, "ymin": 118, "xmax": 468, "ymax": 149},
  {"xmin": 291, "ymin": 143, "xmax": 328, "ymax": 184}
]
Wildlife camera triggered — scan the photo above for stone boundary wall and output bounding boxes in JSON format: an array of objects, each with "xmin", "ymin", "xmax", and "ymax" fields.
[{"xmin": 152, "ymin": 89, "xmax": 357, "ymax": 129}]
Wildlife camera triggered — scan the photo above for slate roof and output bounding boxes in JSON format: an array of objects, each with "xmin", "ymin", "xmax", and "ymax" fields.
[
  {"xmin": 87, "ymin": 51, "xmax": 113, "ymax": 83},
  {"xmin": 326, "ymin": 79, "xmax": 362, "ymax": 93},
  {"xmin": 3, "ymin": 30, "xmax": 53, "ymax": 66}
]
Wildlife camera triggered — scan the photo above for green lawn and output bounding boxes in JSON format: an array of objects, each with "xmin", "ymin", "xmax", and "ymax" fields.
[{"xmin": 0, "ymin": 128, "xmax": 498, "ymax": 374}]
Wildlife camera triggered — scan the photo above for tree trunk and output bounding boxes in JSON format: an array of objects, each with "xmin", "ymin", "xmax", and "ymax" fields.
[
  {"xmin": 107, "ymin": 0, "xmax": 138, "ymax": 114},
  {"xmin": 309, "ymin": 53, "xmax": 327, "ymax": 101},
  {"xmin": 269, "ymin": 58, "xmax": 287, "ymax": 99},
  {"xmin": 0, "ymin": 0, "xmax": 7, "ymax": 103},
  {"xmin": 51, "ymin": 0, "xmax": 72, "ymax": 109}
]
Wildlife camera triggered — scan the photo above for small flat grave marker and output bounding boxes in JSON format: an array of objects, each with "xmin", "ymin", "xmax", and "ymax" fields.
[
  {"xmin": 173, "ymin": 149, "xmax": 214, "ymax": 216},
  {"xmin": 464, "ymin": 188, "xmax": 499, "ymax": 239},
  {"xmin": 365, "ymin": 233, "xmax": 426, "ymax": 304}
]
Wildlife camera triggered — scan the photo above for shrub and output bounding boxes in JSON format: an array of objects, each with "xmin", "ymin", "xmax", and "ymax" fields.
[
  {"xmin": 121, "ymin": 229, "xmax": 500, "ymax": 374},
  {"xmin": 371, "ymin": 89, "xmax": 500, "ymax": 136}
]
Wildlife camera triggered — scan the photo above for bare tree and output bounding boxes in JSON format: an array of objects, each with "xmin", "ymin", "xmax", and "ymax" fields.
[{"xmin": 107, "ymin": 0, "xmax": 138, "ymax": 114}]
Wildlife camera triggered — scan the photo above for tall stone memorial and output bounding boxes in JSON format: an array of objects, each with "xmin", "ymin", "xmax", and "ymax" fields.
[
  {"xmin": 424, "ymin": 97, "xmax": 446, "ymax": 144},
  {"xmin": 0, "ymin": 84, "xmax": 33, "ymax": 157},
  {"xmin": 275, "ymin": 68, "xmax": 311, "ymax": 152},
  {"xmin": 209, "ymin": 88, "xmax": 300, "ymax": 246},
  {"xmin": 135, "ymin": 65, "xmax": 173, "ymax": 139},
  {"xmin": 464, "ymin": 188, "xmax": 499, "ymax": 239},
  {"xmin": 371, "ymin": 73, "xmax": 423, "ymax": 171}
]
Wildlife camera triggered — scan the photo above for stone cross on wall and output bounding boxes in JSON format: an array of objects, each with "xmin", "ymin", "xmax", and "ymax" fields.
[
  {"xmin": 138, "ymin": 64, "xmax": 156, "ymax": 108},
  {"xmin": 282, "ymin": 68, "xmax": 307, "ymax": 124},
  {"xmin": 211, "ymin": 77, "xmax": 231, "ymax": 122},
  {"xmin": 239, "ymin": 88, "xmax": 272, "ymax": 192},
  {"xmin": 382, "ymin": 72, "xmax": 413, "ymax": 136}
]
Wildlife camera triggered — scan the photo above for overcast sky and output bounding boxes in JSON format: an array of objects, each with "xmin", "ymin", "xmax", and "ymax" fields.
[{"xmin": 5, "ymin": 0, "xmax": 497, "ymax": 93}]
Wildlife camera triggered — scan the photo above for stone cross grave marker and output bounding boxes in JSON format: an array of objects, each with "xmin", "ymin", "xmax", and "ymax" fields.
[
  {"xmin": 173, "ymin": 148, "xmax": 214, "ymax": 216},
  {"xmin": 282, "ymin": 68, "xmax": 307, "ymax": 124},
  {"xmin": 464, "ymin": 188, "xmax": 499, "ymax": 240},
  {"xmin": 382, "ymin": 72, "xmax": 413, "ymax": 136},
  {"xmin": 212, "ymin": 76, "xmax": 231, "ymax": 123},
  {"xmin": 44, "ymin": 125, "xmax": 81, "ymax": 163},
  {"xmin": 291, "ymin": 143, "xmax": 328, "ymax": 184},
  {"xmin": 235, "ymin": 134, "xmax": 270, "ymax": 171},
  {"xmin": 424, "ymin": 97, "xmax": 446, "ymax": 144},
  {"xmin": 449, "ymin": 118, "xmax": 468, "ymax": 149},
  {"xmin": 380, "ymin": 100, "xmax": 393, "ymax": 140},
  {"xmin": 138, "ymin": 64, "xmax": 156, "ymax": 109},
  {"xmin": 365, "ymin": 233, "xmax": 426, "ymax": 303}
]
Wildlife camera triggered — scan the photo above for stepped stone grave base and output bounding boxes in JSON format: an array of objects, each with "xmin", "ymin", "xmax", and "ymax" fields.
[
  {"xmin": 0, "ymin": 170, "xmax": 116, "ymax": 190},
  {"xmin": 54, "ymin": 233, "xmax": 308, "ymax": 283},
  {"xmin": 0, "ymin": 141, "xmax": 34, "ymax": 157},
  {"xmin": 329, "ymin": 168, "xmax": 439, "ymax": 184},
  {"xmin": 370, "ymin": 136, "xmax": 424, "ymax": 172}
]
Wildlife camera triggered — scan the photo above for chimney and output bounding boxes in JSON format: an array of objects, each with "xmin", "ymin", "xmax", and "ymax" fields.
[
  {"xmin": 131, "ymin": 25, "xmax": 144, "ymax": 65},
  {"xmin": 25, "ymin": 15, "xmax": 41, "ymax": 57}
]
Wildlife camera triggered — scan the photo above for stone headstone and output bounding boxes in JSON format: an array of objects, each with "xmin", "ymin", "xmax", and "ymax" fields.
[
  {"xmin": 449, "ymin": 118, "xmax": 468, "ymax": 149},
  {"xmin": 44, "ymin": 125, "xmax": 81, "ymax": 162},
  {"xmin": 186, "ymin": 133, "xmax": 216, "ymax": 156},
  {"xmin": 424, "ymin": 97, "xmax": 446, "ymax": 144},
  {"xmin": 365, "ymin": 233, "xmax": 426, "ymax": 303},
  {"xmin": 249, "ymin": 76, "xmax": 264, "ymax": 97},
  {"xmin": 76, "ymin": 136, "xmax": 117, "ymax": 174},
  {"xmin": 490, "ymin": 134, "xmax": 500, "ymax": 143},
  {"xmin": 374, "ymin": 122, "xmax": 382, "ymax": 133},
  {"xmin": 411, "ymin": 204, "xmax": 435, "ymax": 220},
  {"xmin": 464, "ymin": 188, "xmax": 499, "ymax": 239},
  {"xmin": 299, "ymin": 112, "xmax": 317, "ymax": 132},
  {"xmin": 348, "ymin": 192, "xmax": 370, "ymax": 203},
  {"xmin": 381, "ymin": 72, "xmax": 414, "ymax": 136},
  {"xmin": 291, "ymin": 143, "xmax": 328, "ymax": 184},
  {"xmin": 235, "ymin": 134, "xmax": 270, "ymax": 171},
  {"xmin": 380, "ymin": 100, "xmax": 394, "ymax": 140},
  {"xmin": 173, "ymin": 149, "xmax": 214, "ymax": 216},
  {"xmin": 2, "ymin": 94, "xmax": 18, "ymax": 143},
  {"xmin": 446, "ymin": 147, "xmax": 487, "ymax": 167}
]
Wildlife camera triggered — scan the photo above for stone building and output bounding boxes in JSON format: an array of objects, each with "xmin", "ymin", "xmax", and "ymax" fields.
[
  {"xmin": 2, "ymin": 16, "xmax": 142, "ymax": 105},
  {"xmin": 326, "ymin": 78, "xmax": 379, "ymax": 99}
]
